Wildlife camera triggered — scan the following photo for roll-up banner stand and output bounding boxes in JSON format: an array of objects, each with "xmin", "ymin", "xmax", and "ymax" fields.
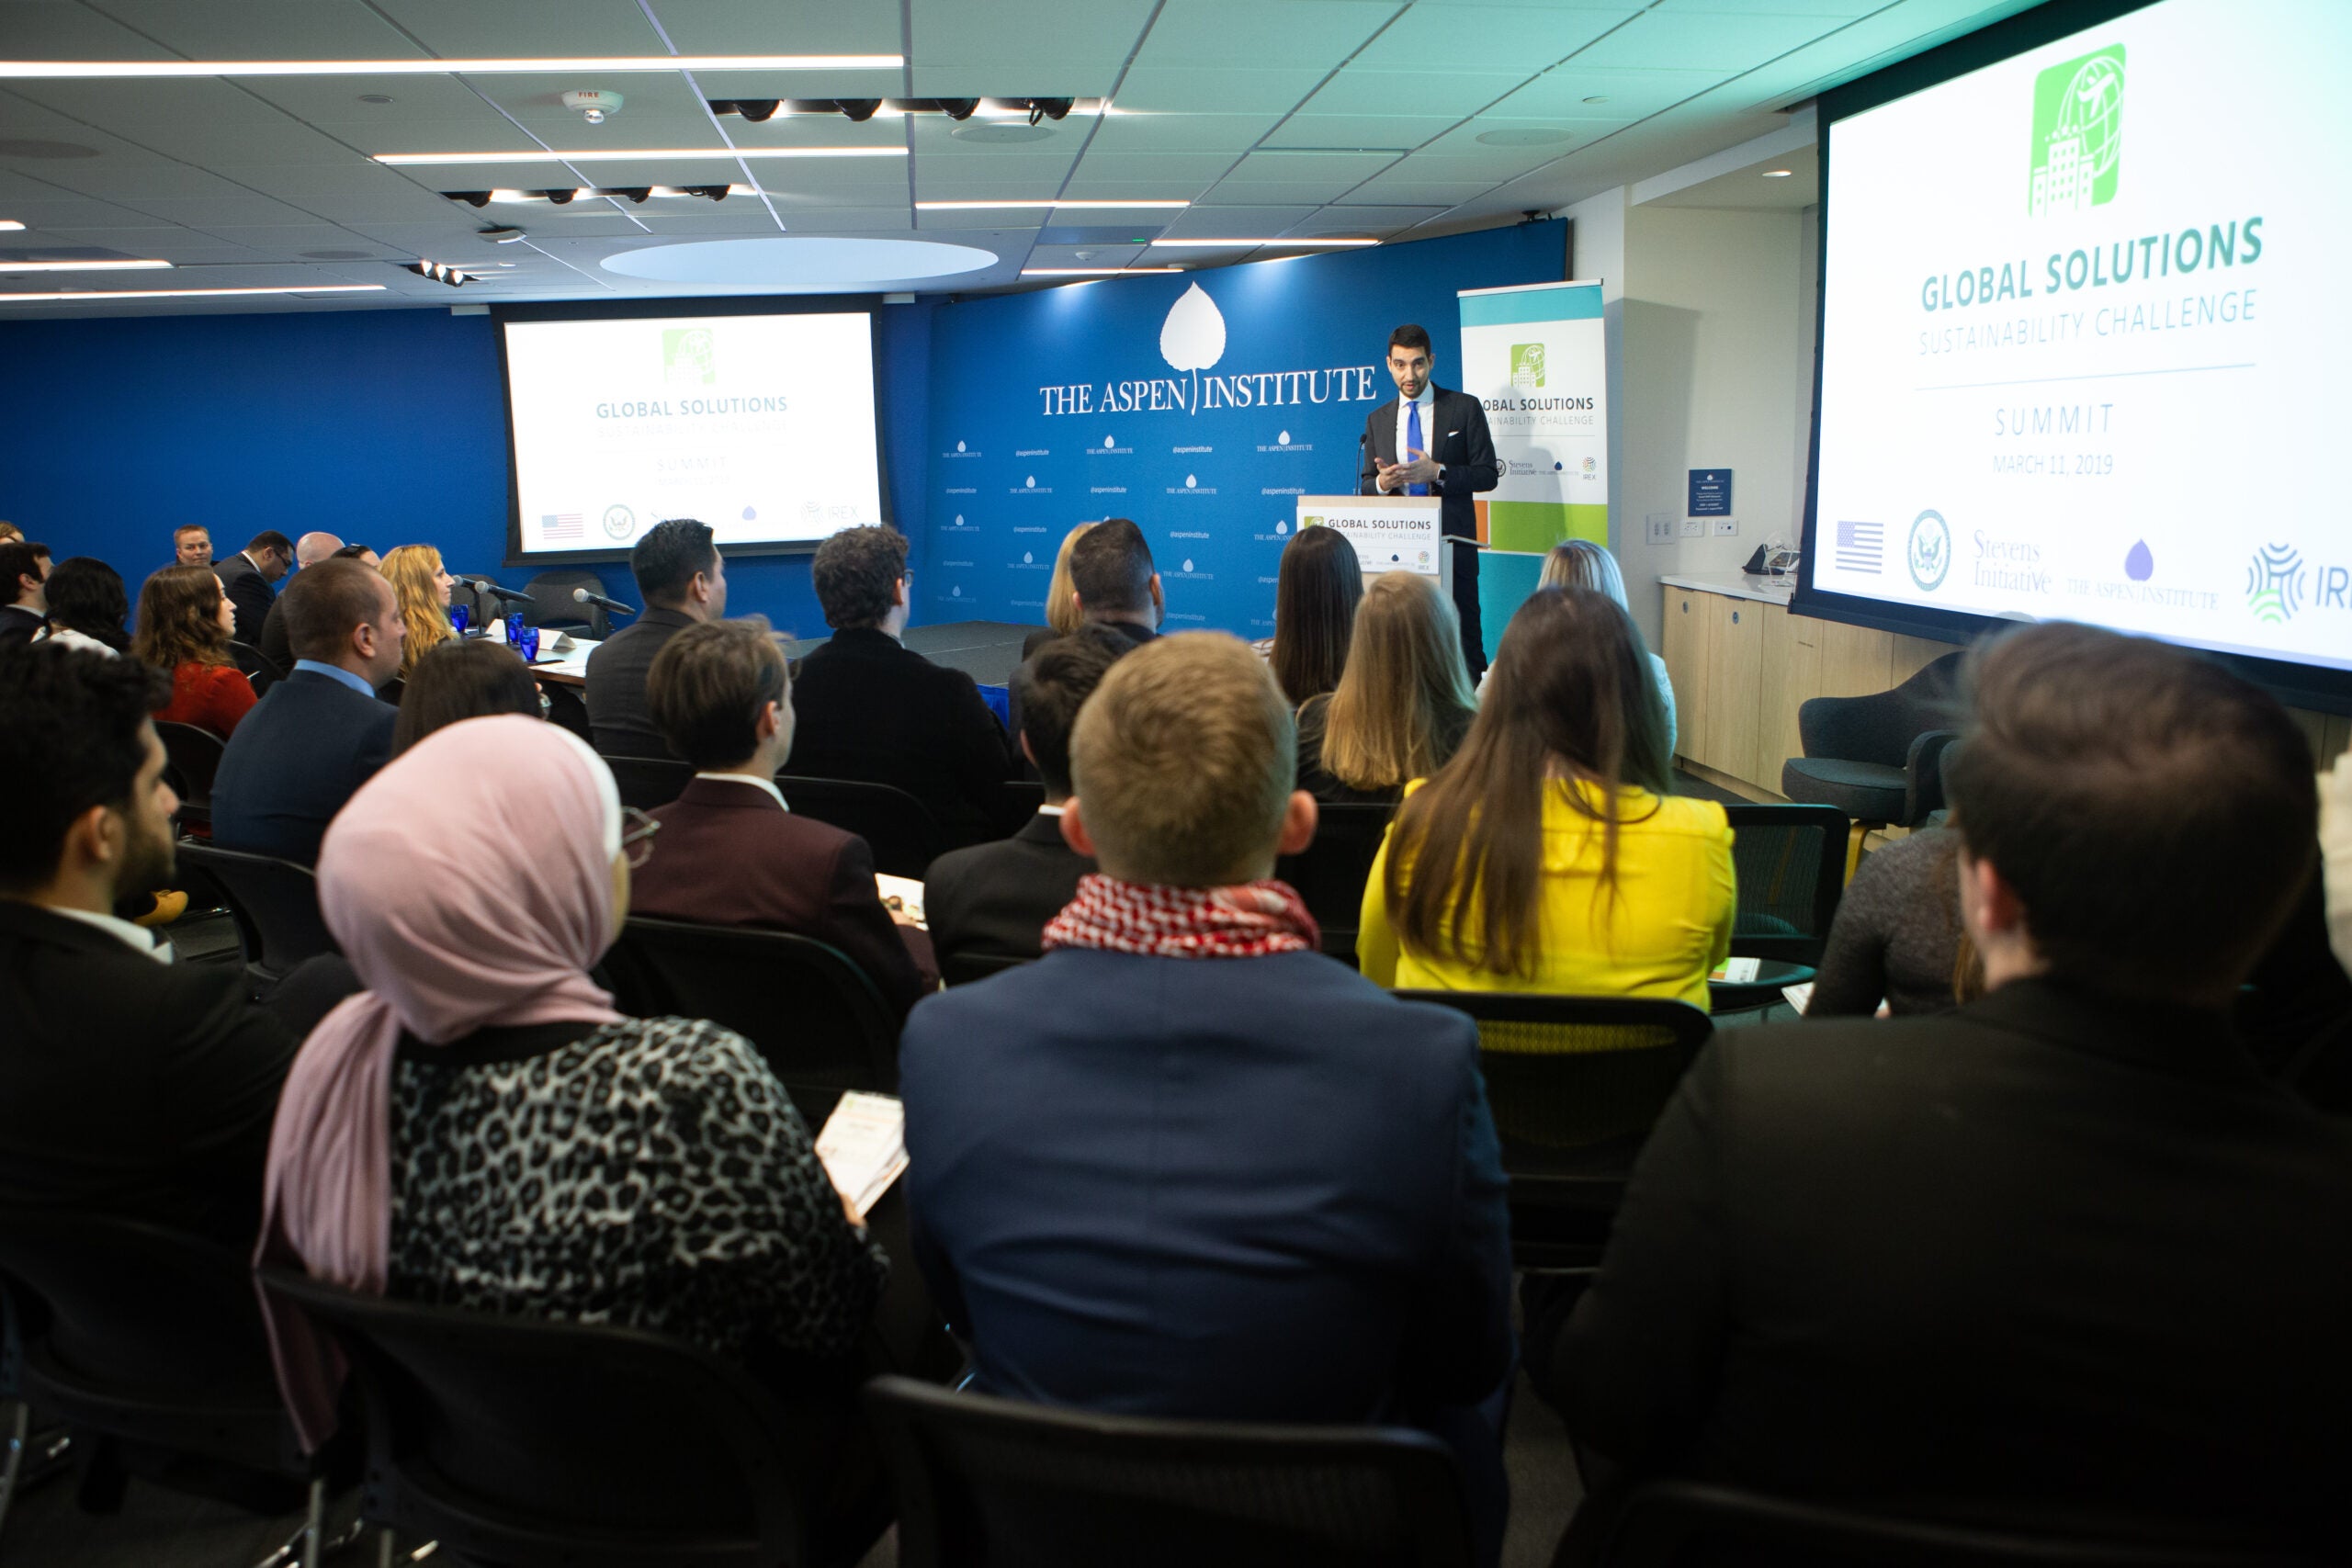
[{"xmin": 1456, "ymin": 280, "xmax": 1610, "ymax": 551}]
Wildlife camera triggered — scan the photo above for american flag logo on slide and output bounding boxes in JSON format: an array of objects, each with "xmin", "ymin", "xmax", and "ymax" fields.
[
  {"xmin": 1834, "ymin": 520, "xmax": 1883, "ymax": 575},
  {"xmin": 542, "ymin": 513, "xmax": 583, "ymax": 541}
]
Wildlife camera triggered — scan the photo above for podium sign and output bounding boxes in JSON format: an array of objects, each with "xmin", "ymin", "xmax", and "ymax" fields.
[{"xmin": 1295, "ymin": 494, "xmax": 1448, "ymax": 593}]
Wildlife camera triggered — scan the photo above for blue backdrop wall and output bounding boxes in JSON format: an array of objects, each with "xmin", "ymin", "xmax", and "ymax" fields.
[{"xmin": 920, "ymin": 220, "xmax": 1566, "ymax": 634}]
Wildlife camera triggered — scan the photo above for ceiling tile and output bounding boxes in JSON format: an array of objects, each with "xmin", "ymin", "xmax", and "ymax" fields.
[
  {"xmin": 1069, "ymin": 152, "xmax": 1238, "ymax": 186},
  {"xmin": 1200, "ymin": 177, "xmax": 1367, "ymax": 206},
  {"xmin": 638, "ymin": 0, "xmax": 906, "ymax": 53},
  {"xmin": 909, "ymin": 0, "xmax": 1156, "ymax": 77},
  {"xmin": 1112, "ymin": 68, "xmax": 1329, "ymax": 116},
  {"xmin": 1155, "ymin": 203, "xmax": 1319, "ymax": 236},
  {"xmin": 1573, "ymin": 7, "xmax": 1850, "ymax": 72},
  {"xmin": 1087, "ymin": 113, "xmax": 1283, "ymax": 154},
  {"xmin": 1488, "ymin": 67, "xmax": 1730, "ymax": 119},
  {"xmin": 85, "ymin": 1, "xmax": 422, "ymax": 58},
  {"xmin": 364, "ymin": 0, "xmax": 664, "ymax": 57},
  {"xmin": 0, "ymin": 3, "xmax": 183, "ymax": 58},
  {"xmin": 1127, "ymin": 2, "xmax": 1395, "ymax": 72},
  {"xmin": 1221, "ymin": 149, "xmax": 1398, "ymax": 184},
  {"xmin": 1261, "ymin": 114, "xmax": 1458, "ymax": 150},
  {"xmin": 1299, "ymin": 68, "xmax": 1528, "ymax": 118},
  {"xmin": 1349, "ymin": 5, "xmax": 1635, "ymax": 69}
]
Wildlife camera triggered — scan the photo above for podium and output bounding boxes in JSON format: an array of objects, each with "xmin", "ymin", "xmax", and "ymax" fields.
[{"xmin": 1294, "ymin": 494, "xmax": 1454, "ymax": 595}]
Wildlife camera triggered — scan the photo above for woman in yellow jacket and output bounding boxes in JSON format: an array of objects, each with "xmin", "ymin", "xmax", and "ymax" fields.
[{"xmin": 1358, "ymin": 585, "xmax": 1735, "ymax": 1010}]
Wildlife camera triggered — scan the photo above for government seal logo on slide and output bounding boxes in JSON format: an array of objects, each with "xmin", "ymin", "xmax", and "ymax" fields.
[
  {"xmin": 602, "ymin": 504, "xmax": 635, "ymax": 541},
  {"xmin": 2028, "ymin": 45, "xmax": 2124, "ymax": 218},
  {"xmin": 1906, "ymin": 510, "xmax": 1951, "ymax": 591}
]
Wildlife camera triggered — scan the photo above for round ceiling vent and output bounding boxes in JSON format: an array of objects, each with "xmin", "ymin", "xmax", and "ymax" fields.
[
  {"xmin": 950, "ymin": 122, "xmax": 1056, "ymax": 145},
  {"xmin": 0, "ymin": 140, "xmax": 99, "ymax": 160}
]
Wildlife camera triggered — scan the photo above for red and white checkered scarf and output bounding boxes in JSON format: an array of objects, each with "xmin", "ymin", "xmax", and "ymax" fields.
[{"xmin": 1043, "ymin": 874, "xmax": 1320, "ymax": 959}]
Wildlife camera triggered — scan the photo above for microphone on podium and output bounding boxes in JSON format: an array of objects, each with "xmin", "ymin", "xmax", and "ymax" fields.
[{"xmin": 572, "ymin": 586, "xmax": 638, "ymax": 616}]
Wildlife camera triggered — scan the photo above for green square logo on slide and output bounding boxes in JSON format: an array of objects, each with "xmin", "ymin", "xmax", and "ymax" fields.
[
  {"xmin": 2027, "ymin": 45, "xmax": 2124, "ymax": 218},
  {"xmin": 1510, "ymin": 342, "xmax": 1546, "ymax": 389},
  {"xmin": 662, "ymin": 327, "xmax": 716, "ymax": 385}
]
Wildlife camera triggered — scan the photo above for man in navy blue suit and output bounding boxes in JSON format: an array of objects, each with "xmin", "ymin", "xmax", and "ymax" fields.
[
  {"xmin": 900, "ymin": 633, "xmax": 1515, "ymax": 1564},
  {"xmin": 212, "ymin": 558, "xmax": 402, "ymax": 864}
]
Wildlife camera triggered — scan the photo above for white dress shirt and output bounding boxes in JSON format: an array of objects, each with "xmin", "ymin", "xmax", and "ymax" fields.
[
  {"xmin": 50, "ymin": 904, "xmax": 174, "ymax": 963},
  {"xmin": 694, "ymin": 771, "xmax": 789, "ymax": 811},
  {"xmin": 1383, "ymin": 386, "xmax": 1439, "ymax": 492}
]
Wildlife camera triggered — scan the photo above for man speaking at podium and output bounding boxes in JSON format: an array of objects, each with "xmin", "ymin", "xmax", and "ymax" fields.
[{"xmin": 1359, "ymin": 323, "xmax": 1500, "ymax": 676}]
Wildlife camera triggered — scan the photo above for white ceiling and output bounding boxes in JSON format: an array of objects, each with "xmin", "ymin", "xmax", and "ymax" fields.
[{"xmin": 0, "ymin": 0, "xmax": 2039, "ymax": 317}]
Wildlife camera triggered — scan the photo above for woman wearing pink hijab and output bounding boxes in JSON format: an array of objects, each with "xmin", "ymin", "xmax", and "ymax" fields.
[{"xmin": 257, "ymin": 715, "xmax": 885, "ymax": 1450}]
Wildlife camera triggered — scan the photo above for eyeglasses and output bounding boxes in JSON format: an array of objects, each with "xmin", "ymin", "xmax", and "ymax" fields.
[{"xmin": 621, "ymin": 806, "xmax": 662, "ymax": 867}]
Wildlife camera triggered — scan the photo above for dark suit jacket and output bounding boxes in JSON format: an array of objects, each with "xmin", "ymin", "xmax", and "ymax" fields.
[
  {"xmin": 1358, "ymin": 386, "xmax": 1500, "ymax": 540},
  {"xmin": 217, "ymin": 554, "xmax": 277, "ymax": 647},
  {"xmin": 0, "ymin": 902, "xmax": 296, "ymax": 1247},
  {"xmin": 1555, "ymin": 976, "xmax": 2352, "ymax": 1551},
  {"xmin": 256, "ymin": 593, "xmax": 294, "ymax": 674},
  {"xmin": 0, "ymin": 604, "xmax": 44, "ymax": 648},
  {"xmin": 901, "ymin": 947, "xmax": 1513, "ymax": 1463},
  {"xmin": 211, "ymin": 668, "xmax": 398, "ymax": 864},
  {"xmin": 628, "ymin": 776, "xmax": 933, "ymax": 1019},
  {"xmin": 785, "ymin": 626, "xmax": 1015, "ymax": 850},
  {"xmin": 922, "ymin": 810, "xmax": 1092, "ymax": 964},
  {"xmin": 583, "ymin": 606, "xmax": 697, "ymax": 758}
]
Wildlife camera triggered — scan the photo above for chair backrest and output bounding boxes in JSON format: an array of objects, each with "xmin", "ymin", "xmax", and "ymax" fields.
[
  {"xmin": 1274, "ymin": 801, "xmax": 1397, "ymax": 962},
  {"xmin": 228, "ymin": 638, "xmax": 282, "ymax": 694},
  {"xmin": 1719, "ymin": 804, "xmax": 1849, "ymax": 965},
  {"xmin": 1905, "ymin": 728, "xmax": 1962, "ymax": 825},
  {"xmin": 175, "ymin": 841, "xmax": 338, "ymax": 977},
  {"xmin": 775, "ymin": 773, "xmax": 947, "ymax": 880},
  {"xmin": 604, "ymin": 753, "xmax": 694, "ymax": 811},
  {"xmin": 865, "ymin": 1374, "xmax": 1474, "ymax": 1568},
  {"xmin": 155, "ymin": 717, "xmax": 226, "ymax": 806},
  {"xmin": 941, "ymin": 950, "xmax": 1033, "ymax": 987},
  {"xmin": 1597, "ymin": 1481, "xmax": 2323, "ymax": 1568},
  {"xmin": 260, "ymin": 1269, "xmax": 831, "ymax": 1568},
  {"xmin": 997, "ymin": 778, "xmax": 1046, "ymax": 826},
  {"xmin": 1796, "ymin": 650, "xmax": 1967, "ymax": 769},
  {"xmin": 521, "ymin": 569, "xmax": 611, "ymax": 638},
  {"xmin": 603, "ymin": 917, "xmax": 900, "ymax": 1100}
]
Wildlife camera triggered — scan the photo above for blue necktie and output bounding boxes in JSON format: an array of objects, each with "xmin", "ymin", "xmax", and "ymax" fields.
[{"xmin": 1405, "ymin": 399, "xmax": 1429, "ymax": 496}]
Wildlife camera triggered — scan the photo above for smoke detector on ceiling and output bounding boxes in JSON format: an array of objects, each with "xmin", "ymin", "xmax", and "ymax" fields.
[{"xmin": 560, "ymin": 89, "xmax": 623, "ymax": 125}]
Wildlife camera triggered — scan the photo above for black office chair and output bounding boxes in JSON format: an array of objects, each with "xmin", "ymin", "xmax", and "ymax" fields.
[
  {"xmin": 1781, "ymin": 652, "xmax": 1966, "ymax": 879},
  {"xmin": 227, "ymin": 639, "xmax": 282, "ymax": 696},
  {"xmin": 154, "ymin": 719, "xmax": 227, "ymax": 834},
  {"xmin": 376, "ymin": 676, "xmax": 404, "ymax": 707},
  {"xmin": 1274, "ymin": 801, "xmax": 1397, "ymax": 964},
  {"xmin": 865, "ymin": 1374, "xmax": 1474, "ymax": 1568},
  {"xmin": 996, "ymin": 778, "xmax": 1047, "ymax": 835},
  {"xmin": 1713, "ymin": 804, "xmax": 1849, "ymax": 1012},
  {"xmin": 0, "ymin": 1212, "xmax": 355, "ymax": 1567},
  {"xmin": 1393, "ymin": 992, "xmax": 1712, "ymax": 1271},
  {"xmin": 1585, "ymin": 1480, "xmax": 2324, "ymax": 1568},
  {"xmin": 775, "ymin": 774, "xmax": 948, "ymax": 881},
  {"xmin": 602, "ymin": 917, "xmax": 900, "ymax": 1115},
  {"xmin": 174, "ymin": 842, "xmax": 337, "ymax": 988},
  {"xmin": 940, "ymin": 950, "xmax": 1032, "ymax": 987},
  {"xmin": 604, "ymin": 754, "xmax": 695, "ymax": 811},
  {"xmin": 260, "ymin": 1269, "xmax": 886, "ymax": 1568},
  {"xmin": 521, "ymin": 569, "xmax": 609, "ymax": 638}
]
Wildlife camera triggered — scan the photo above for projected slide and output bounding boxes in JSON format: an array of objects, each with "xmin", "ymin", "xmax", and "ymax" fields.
[
  {"xmin": 503, "ymin": 312, "xmax": 884, "ymax": 558},
  {"xmin": 1813, "ymin": 0, "xmax": 2351, "ymax": 672}
]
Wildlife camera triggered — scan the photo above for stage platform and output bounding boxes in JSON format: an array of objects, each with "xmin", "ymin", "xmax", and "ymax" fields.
[{"xmin": 782, "ymin": 620, "xmax": 1039, "ymax": 686}]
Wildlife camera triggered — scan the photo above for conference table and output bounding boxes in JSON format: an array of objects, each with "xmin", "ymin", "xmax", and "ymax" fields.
[{"xmin": 526, "ymin": 635, "xmax": 597, "ymax": 688}]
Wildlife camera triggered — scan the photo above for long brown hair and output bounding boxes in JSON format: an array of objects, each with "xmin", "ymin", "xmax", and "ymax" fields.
[
  {"xmin": 1385, "ymin": 586, "xmax": 1673, "ymax": 978},
  {"xmin": 380, "ymin": 544, "xmax": 452, "ymax": 675},
  {"xmin": 131, "ymin": 564, "xmax": 233, "ymax": 671},
  {"xmin": 1321, "ymin": 570, "xmax": 1475, "ymax": 791},
  {"xmin": 1269, "ymin": 526, "xmax": 1363, "ymax": 708}
]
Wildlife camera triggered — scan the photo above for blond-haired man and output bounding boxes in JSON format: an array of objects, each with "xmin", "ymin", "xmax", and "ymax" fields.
[{"xmin": 900, "ymin": 633, "xmax": 1515, "ymax": 1564}]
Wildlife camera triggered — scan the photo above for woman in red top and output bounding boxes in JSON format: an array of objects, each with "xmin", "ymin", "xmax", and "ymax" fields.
[{"xmin": 133, "ymin": 564, "xmax": 256, "ymax": 737}]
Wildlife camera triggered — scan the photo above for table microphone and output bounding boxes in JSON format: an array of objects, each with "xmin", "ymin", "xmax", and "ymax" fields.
[
  {"xmin": 572, "ymin": 587, "xmax": 638, "ymax": 616},
  {"xmin": 465, "ymin": 578, "xmax": 535, "ymax": 604}
]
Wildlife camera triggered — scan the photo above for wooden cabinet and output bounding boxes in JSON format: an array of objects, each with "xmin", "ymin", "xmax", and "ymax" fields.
[
  {"xmin": 1702, "ymin": 598, "xmax": 1763, "ymax": 778},
  {"xmin": 1659, "ymin": 589, "xmax": 1713, "ymax": 766}
]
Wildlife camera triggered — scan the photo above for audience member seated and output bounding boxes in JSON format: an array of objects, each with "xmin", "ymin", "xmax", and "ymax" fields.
[
  {"xmin": 390, "ymin": 638, "xmax": 545, "ymax": 755},
  {"xmin": 1551, "ymin": 623, "xmax": 2352, "ymax": 1559},
  {"xmin": 1296, "ymin": 570, "xmax": 1476, "ymax": 805},
  {"xmin": 2327, "ymin": 749, "xmax": 2352, "ymax": 984},
  {"xmin": 922, "ymin": 627, "xmax": 1123, "ymax": 966},
  {"xmin": 380, "ymin": 543, "xmax": 457, "ymax": 681},
  {"xmin": 0, "ymin": 521, "xmax": 18, "ymax": 544},
  {"xmin": 900, "ymin": 634, "xmax": 1515, "ymax": 1566},
  {"xmin": 1020, "ymin": 520, "xmax": 1096, "ymax": 659},
  {"xmin": 1521, "ymin": 540, "xmax": 1678, "ymax": 755},
  {"xmin": 212, "ymin": 558, "xmax": 402, "ymax": 864},
  {"xmin": 1261, "ymin": 523, "xmax": 1363, "ymax": 709},
  {"xmin": 630, "ymin": 617, "xmax": 933, "ymax": 1017},
  {"xmin": 1065, "ymin": 517, "xmax": 1163, "ymax": 649},
  {"xmin": 254, "ymin": 532, "xmax": 346, "ymax": 672},
  {"xmin": 171, "ymin": 523, "xmax": 211, "ymax": 569},
  {"xmin": 0, "ymin": 540, "xmax": 51, "ymax": 647},
  {"xmin": 256, "ymin": 716, "xmax": 887, "ymax": 1458},
  {"xmin": 585, "ymin": 517, "xmax": 726, "ymax": 757},
  {"xmin": 215, "ymin": 530, "xmax": 294, "ymax": 646},
  {"xmin": 32, "ymin": 557, "xmax": 130, "ymax": 657},
  {"xmin": 1807, "ymin": 826, "xmax": 1978, "ymax": 1017},
  {"xmin": 1359, "ymin": 586, "xmax": 1732, "ymax": 1007},
  {"xmin": 133, "ymin": 563, "xmax": 258, "ymax": 738},
  {"xmin": 0, "ymin": 645, "xmax": 294, "ymax": 1246},
  {"xmin": 786, "ymin": 525, "xmax": 1014, "ymax": 849}
]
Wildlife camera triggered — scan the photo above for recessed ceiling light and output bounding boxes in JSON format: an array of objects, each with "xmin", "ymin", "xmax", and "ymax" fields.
[
  {"xmin": 376, "ymin": 146, "xmax": 905, "ymax": 165},
  {"xmin": 919, "ymin": 198, "xmax": 1189, "ymax": 210},
  {"xmin": 1762, "ymin": 169, "xmax": 1793, "ymax": 177},
  {"xmin": 1022, "ymin": 267, "xmax": 1182, "ymax": 276},
  {"xmin": 1148, "ymin": 238, "xmax": 1375, "ymax": 248},
  {"xmin": 0, "ymin": 285, "xmax": 386, "ymax": 302},
  {"xmin": 0, "ymin": 258, "xmax": 171, "ymax": 272},
  {"xmin": 0, "ymin": 220, "xmax": 23, "ymax": 231},
  {"xmin": 0, "ymin": 55, "xmax": 902, "ymax": 79}
]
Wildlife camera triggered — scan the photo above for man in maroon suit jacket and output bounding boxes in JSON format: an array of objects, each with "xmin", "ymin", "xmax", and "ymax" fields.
[{"xmin": 629, "ymin": 616, "xmax": 934, "ymax": 1019}]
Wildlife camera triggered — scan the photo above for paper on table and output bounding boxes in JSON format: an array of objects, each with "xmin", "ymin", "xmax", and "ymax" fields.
[
  {"xmin": 875, "ymin": 873, "xmax": 926, "ymax": 930},
  {"xmin": 1781, "ymin": 980, "xmax": 1814, "ymax": 1015},
  {"xmin": 1707, "ymin": 955, "xmax": 1762, "ymax": 985},
  {"xmin": 815, "ymin": 1091, "xmax": 908, "ymax": 1221}
]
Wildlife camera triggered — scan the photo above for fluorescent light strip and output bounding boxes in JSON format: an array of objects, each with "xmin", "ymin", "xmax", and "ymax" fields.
[
  {"xmin": 0, "ymin": 258, "xmax": 172, "ymax": 272},
  {"xmin": 920, "ymin": 198, "xmax": 1189, "ymax": 211},
  {"xmin": 0, "ymin": 56, "xmax": 900, "ymax": 79},
  {"xmin": 1148, "ymin": 238, "xmax": 1375, "ymax": 249},
  {"xmin": 0, "ymin": 220, "xmax": 24, "ymax": 231},
  {"xmin": 0, "ymin": 284, "xmax": 386, "ymax": 302},
  {"xmin": 1022, "ymin": 267, "xmax": 1182, "ymax": 276},
  {"xmin": 376, "ymin": 147, "xmax": 904, "ymax": 164}
]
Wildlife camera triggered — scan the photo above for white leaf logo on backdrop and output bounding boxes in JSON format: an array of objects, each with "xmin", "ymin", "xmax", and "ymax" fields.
[
  {"xmin": 955, "ymin": 513, "xmax": 964, "ymax": 526},
  {"xmin": 1185, "ymin": 474, "xmax": 1197, "ymax": 489},
  {"xmin": 1025, "ymin": 475, "xmax": 1035, "ymax": 488},
  {"xmin": 1183, "ymin": 558, "xmax": 1195, "ymax": 572},
  {"xmin": 1159, "ymin": 282, "xmax": 1226, "ymax": 372},
  {"xmin": 956, "ymin": 440, "xmax": 966, "ymax": 452},
  {"xmin": 1276, "ymin": 520, "xmax": 1290, "ymax": 535},
  {"xmin": 1104, "ymin": 434, "xmax": 1114, "ymax": 447},
  {"xmin": 1023, "ymin": 551, "xmax": 1034, "ymax": 563}
]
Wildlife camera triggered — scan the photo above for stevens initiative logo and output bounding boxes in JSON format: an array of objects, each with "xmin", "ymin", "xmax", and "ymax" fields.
[
  {"xmin": 2245, "ymin": 543, "xmax": 2307, "ymax": 624},
  {"xmin": 2028, "ymin": 45, "xmax": 2124, "ymax": 218},
  {"xmin": 662, "ymin": 327, "xmax": 716, "ymax": 386}
]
